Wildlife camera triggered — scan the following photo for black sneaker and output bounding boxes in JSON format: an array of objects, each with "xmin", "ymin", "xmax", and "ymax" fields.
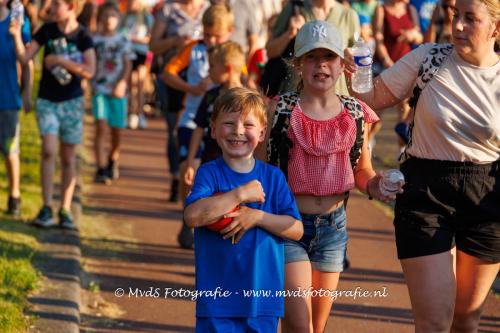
[
  {"xmin": 169, "ymin": 179, "xmax": 179, "ymax": 202},
  {"xmin": 59, "ymin": 208, "xmax": 78, "ymax": 230},
  {"xmin": 177, "ymin": 223, "xmax": 194, "ymax": 249},
  {"xmin": 94, "ymin": 168, "xmax": 111, "ymax": 184},
  {"xmin": 33, "ymin": 206, "xmax": 55, "ymax": 228},
  {"xmin": 7, "ymin": 196, "xmax": 21, "ymax": 217},
  {"xmin": 107, "ymin": 158, "xmax": 119, "ymax": 180}
]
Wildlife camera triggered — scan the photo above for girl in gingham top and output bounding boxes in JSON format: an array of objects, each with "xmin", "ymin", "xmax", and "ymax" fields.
[{"xmin": 257, "ymin": 20, "xmax": 401, "ymax": 332}]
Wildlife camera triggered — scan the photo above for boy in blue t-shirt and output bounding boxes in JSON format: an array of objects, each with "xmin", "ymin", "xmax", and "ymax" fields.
[
  {"xmin": 184, "ymin": 87, "xmax": 303, "ymax": 332},
  {"xmin": 0, "ymin": 0, "xmax": 31, "ymax": 216}
]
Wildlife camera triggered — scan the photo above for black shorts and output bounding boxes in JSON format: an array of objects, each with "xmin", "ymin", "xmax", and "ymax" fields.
[
  {"xmin": 394, "ymin": 157, "xmax": 500, "ymax": 262},
  {"xmin": 132, "ymin": 53, "xmax": 147, "ymax": 71}
]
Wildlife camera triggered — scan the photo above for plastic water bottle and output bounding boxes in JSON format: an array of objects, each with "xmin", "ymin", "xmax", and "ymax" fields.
[
  {"xmin": 378, "ymin": 169, "xmax": 405, "ymax": 196},
  {"xmin": 51, "ymin": 38, "xmax": 72, "ymax": 86},
  {"xmin": 351, "ymin": 38, "xmax": 373, "ymax": 94},
  {"xmin": 10, "ymin": 0, "xmax": 24, "ymax": 25}
]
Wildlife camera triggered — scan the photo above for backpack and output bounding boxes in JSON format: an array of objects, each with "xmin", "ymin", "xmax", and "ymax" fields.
[
  {"xmin": 266, "ymin": 92, "xmax": 366, "ymax": 203},
  {"xmin": 401, "ymin": 43, "xmax": 454, "ymax": 162}
]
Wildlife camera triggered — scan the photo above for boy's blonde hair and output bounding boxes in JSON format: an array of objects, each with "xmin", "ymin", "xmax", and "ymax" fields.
[
  {"xmin": 202, "ymin": 4, "xmax": 234, "ymax": 32},
  {"xmin": 212, "ymin": 87, "xmax": 267, "ymax": 126},
  {"xmin": 209, "ymin": 41, "xmax": 245, "ymax": 71}
]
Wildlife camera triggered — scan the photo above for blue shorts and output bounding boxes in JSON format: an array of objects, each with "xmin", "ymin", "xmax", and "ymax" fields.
[
  {"xmin": 92, "ymin": 94, "xmax": 128, "ymax": 129},
  {"xmin": 285, "ymin": 206, "xmax": 348, "ymax": 272},
  {"xmin": 36, "ymin": 97, "xmax": 84, "ymax": 144},
  {"xmin": 196, "ymin": 316, "xmax": 279, "ymax": 333},
  {"xmin": 178, "ymin": 126, "xmax": 203, "ymax": 163}
]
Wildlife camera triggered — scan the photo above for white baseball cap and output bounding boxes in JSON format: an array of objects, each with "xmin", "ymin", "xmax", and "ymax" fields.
[{"xmin": 294, "ymin": 20, "xmax": 344, "ymax": 59}]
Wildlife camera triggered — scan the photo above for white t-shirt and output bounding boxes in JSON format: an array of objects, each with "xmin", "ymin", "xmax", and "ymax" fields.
[{"xmin": 381, "ymin": 43, "xmax": 500, "ymax": 163}]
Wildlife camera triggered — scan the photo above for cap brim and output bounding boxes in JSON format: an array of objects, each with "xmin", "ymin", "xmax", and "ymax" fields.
[{"xmin": 295, "ymin": 42, "xmax": 344, "ymax": 59}]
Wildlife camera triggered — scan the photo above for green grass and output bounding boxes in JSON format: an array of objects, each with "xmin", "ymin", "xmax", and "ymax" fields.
[{"xmin": 0, "ymin": 110, "xmax": 42, "ymax": 332}]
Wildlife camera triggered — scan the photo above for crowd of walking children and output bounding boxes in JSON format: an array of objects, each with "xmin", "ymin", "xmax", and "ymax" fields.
[{"xmin": 1, "ymin": 0, "xmax": 499, "ymax": 332}]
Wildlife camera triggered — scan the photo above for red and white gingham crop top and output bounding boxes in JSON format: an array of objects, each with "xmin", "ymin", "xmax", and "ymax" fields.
[{"xmin": 286, "ymin": 98, "xmax": 379, "ymax": 196}]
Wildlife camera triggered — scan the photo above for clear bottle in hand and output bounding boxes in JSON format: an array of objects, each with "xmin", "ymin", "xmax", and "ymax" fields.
[
  {"xmin": 50, "ymin": 38, "xmax": 72, "ymax": 86},
  {"xmin": 378, "ymin": 169, "xmax": 405, "ymax": 196},
  {"xmin": 10, "ymin": 0, "xmax": 24, "ymax": 25},
  {"xmin": 351, "ymin": 38, "xmax": 373, "ymax": 94}
]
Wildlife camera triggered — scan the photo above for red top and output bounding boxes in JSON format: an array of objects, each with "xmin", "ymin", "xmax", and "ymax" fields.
[
  {"xmin": 383, "ymin": 5, "xmax": 415, "ymax": 62},
  {"xmin": 286, "ymin": 99, "xmax": 379, "ymax": 196}
]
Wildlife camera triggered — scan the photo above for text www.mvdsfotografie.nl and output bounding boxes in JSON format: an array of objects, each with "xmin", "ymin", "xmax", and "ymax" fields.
[{"xmin": 114, "ymin": 286, "xmax": 389, "ymax": 301}]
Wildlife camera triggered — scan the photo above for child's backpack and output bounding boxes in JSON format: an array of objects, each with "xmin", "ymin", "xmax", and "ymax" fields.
[
  {"xmin": 266, "ymin": 92, "xmax": 365, "ymax": 203},
  {"xmin": 401, "ymin": 43, "xmax": 454, "ymax": 162}
]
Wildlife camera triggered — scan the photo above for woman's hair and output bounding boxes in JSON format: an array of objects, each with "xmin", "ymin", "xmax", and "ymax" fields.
[
  {"xmin": 480, "ymin": 0, "xmax": 500, "ymax": 43},
  {"xmin": 212, "ymin": 87, "xmax": 267, "ymax": 126},
  {"xmin": 481, "ymin": 0, "xmax": 500, "ymax": 22}
]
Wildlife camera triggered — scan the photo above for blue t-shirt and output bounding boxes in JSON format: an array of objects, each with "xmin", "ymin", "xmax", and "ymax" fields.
[
  {"xmin": 410, "ymin": 0, "xmax": 438, "ymax": 33},
  {"xmin": 0, "ymin": 14, "xmax": 31, "ymax": 111},
  {"xmin": 185, "ymin": 157, "xmax": 301, "ymax": 318},
  {"xmin": 178, "ymin": 41, "xmax": 213, "ymax": 129}
]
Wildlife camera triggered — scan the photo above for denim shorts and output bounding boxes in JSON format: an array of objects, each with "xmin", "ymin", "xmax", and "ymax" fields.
[
  {"xmin": 178, "ymin": 127, "xmax": 203, "ymax": 163},
  {"xmin": 0, "ymin": 111, "xmax": 20, "ymax": 156},
  {"xmin": 92, "ymin": 94, "xmax": 128, "ymax": 129},
  {"xmin": 285, "ymin": 206, "xmax": 348, "ymax": 272},
  {"xmin": 36, "ymin": 97, "xmax": 84, "ymax": 144}
]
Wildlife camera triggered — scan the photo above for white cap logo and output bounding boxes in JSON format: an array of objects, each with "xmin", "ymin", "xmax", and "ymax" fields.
[{"xmin": 312, "ymin": 24, "xmax": 327, "ymax": 40}]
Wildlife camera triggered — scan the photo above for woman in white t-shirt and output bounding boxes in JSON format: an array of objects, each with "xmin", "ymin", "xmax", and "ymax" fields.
[{"xmin": 345, "ymin": 0, "xmax": 499, "ymax": 332}]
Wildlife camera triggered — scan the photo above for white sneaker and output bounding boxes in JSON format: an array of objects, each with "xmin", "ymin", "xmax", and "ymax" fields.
[{"xmin": 129, "ymin": 114, "xmax": 139, "ymax": 129}]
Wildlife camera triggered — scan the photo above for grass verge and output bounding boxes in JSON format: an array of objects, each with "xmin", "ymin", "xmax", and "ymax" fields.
[{"xmin": 0, "ymin": 110, "xmax": 42, "ymax": 332}]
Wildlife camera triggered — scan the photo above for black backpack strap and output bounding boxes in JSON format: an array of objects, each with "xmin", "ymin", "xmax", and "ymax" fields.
[
  {"xmin": 338, "ymin": 95, "xmax": 365, "ymax": 208},
  {"xmin": 339, "ymin": 95, "xmax": 365, "ymax": 171},
  {"xmin": 401, "ymin": 43, "xmax": 453, "ymax": 162},
  {"xmin": 267, "ymin": 92, "xmax": 299, "ymax": 178}
]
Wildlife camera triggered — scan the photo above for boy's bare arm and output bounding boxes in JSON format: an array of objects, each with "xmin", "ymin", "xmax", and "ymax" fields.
[
  {"xmin": 21, "ymin": 59, "xmax": 33, "ymax": 113},
  {"xmin": 46, "ymin": 48, "xmax": 96, "ymax": 80},
  {"xmin": 184, "ymin": 127, "xmax": 204, "ymax": 186},
  {"xmin": 184, "ymin": 180, "xmax": 265, "ymax": 228},
  {"xmin": 221, "ymin": 207, "xmax": 303, "ymax": 243},
  {"xmin": 9, "ymin": 23, "xmax": 40, "ymax": 64},
  {"xmin": 113, "ymin": 56, "xmax": 132, "ymax": 98},
  {"xmin": 161, "ymin": 71, "xmax": 210, "ymax": 96}
]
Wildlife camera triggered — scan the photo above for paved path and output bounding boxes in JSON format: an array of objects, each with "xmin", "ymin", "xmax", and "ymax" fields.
[{"xmin": 79, "ymin": 116, "xmax": 500, "ymax": 333}]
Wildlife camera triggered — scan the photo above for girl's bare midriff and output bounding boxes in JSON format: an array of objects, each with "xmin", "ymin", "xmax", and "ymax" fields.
[{"xmin": 295, "ymin": 194, "xmax": 345, "ymax": 215}]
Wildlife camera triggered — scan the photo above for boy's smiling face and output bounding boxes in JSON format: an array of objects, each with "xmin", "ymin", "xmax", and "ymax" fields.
[{"xmin": 211, "ymin": 110, "xmax": 266, "ymax": 161}]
